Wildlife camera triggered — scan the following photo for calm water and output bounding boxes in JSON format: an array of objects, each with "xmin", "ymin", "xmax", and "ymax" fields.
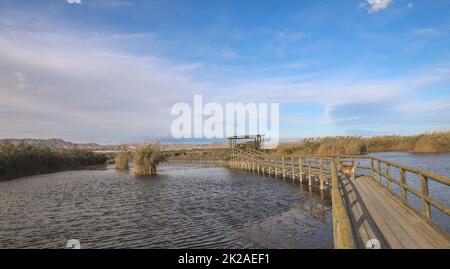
[
  {"xmin": 368, "ymin": 152, "xmax": 450, "ymax": 178},
  {"xmin": 0, "ymin": 163, "xmax": 332, "ymax": 249}
]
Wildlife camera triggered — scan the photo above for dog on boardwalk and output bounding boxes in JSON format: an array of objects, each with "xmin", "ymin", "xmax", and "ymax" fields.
[{"xmin": 339, "ymin": 161, "xmax": 359, "ymax": 180}]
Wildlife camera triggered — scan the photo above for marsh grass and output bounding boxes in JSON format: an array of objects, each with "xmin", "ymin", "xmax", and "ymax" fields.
[
  {"xmin": 114, "ymin": 150, "xmax": 129, "ymax": 170},
  {"xmin": 0, "ymin": 143, "xmax": 107, "ymax": 180},
  {"xmin": 275, "ymin": 131, "xmax": 450, "ymax": 155},
  {"xmin": 133, "ymin": 144, "xmax": 166, "ymax": 175}
]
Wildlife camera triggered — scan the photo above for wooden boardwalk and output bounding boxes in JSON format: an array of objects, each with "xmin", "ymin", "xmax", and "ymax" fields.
[
  {"xmin": 225, "ymin": 148, "xmax": 450, "ymax": 249},
  {"xmin": 341, "ymin": 175, "xmax": 450, "ymax": 248}
]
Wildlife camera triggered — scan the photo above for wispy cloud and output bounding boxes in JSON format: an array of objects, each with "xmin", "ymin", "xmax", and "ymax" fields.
[
  {"xmin": 66, "ymin": 0, "xmax": 82, "ymax": 4},
  {"xmin": 412, "ymin": 28, "xmax": 444, "ymax": 37},
  {"xmin": 1, "ymin": 1, "xmax": 449, "ymax": 142},
  {"xmin": 359, "ymin": 0, "xmax": 393, "ymax": 13},
  {"xmin": 0, "ymin": 29, "xmax": 201, "ymax": 143}
]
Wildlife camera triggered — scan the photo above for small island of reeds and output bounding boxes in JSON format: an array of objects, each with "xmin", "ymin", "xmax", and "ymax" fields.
[{"xmin": 133, "ymin": 144, "xmax": 166, "ymax": 175}]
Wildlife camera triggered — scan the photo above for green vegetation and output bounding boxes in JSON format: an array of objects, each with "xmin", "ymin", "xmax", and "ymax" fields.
[
  {"xmin": 115, "ymin": 150, "xmax": 129, "ymax": 170},
  {"xmin": 133, "ymin": 144, "xmax": 166, "ymax": 175},
  {"xmin": 275, "ymin": 131, "xmax": 450, "ymax": 155},
  {"xmin": 0, "ymin": 143, "xmax": 107, "ymax": 180}
]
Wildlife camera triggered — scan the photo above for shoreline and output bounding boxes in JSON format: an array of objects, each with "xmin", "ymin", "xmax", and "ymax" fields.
[{"xmin": 0, "ymin": 164, "xmax": 108, "ymax": 181}]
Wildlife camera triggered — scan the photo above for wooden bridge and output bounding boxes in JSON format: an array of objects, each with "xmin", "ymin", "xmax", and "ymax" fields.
[{"xmin": 227, "ymin": 148, "xmax": 450, "ymax": 249}]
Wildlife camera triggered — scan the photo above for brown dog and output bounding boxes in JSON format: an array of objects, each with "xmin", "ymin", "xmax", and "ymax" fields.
[{"xmin": 339, "ymin": 161, "xmax": 359, "ymax": 180}]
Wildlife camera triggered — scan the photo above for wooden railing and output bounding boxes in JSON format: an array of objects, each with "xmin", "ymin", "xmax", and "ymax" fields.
[
  {"xmin": 371, "ymin": 157, "xmax": 448, "ymax": 223},
  {"xmin": 228, "ymin": 148, "xmax": 450, "ymax": 247},
  {"xmin": 330, "ymin": 159, "xmax": 357, "ymax": 249},
  {"xmin": 229, "ymin": 148, "xmax": 357, "ymax": 248},
  {"xmin": 326, "ymin": 155, "xmax": 450, "ymax": 232},
  {"xmin": 229, "ymin": 148, "xmax": 335, "ymax": 190}
]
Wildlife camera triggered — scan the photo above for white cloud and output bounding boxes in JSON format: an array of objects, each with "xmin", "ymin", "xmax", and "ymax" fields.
[
  {"xmin": 0, "ymin": 29, "xmax": 203, "ymax": 143},
  {"xmin": 67, "ymin": 0, "xmax": 82, "ymax": 4},
  {"xmin": 1, "ymin": 7, "xmax": 449, "ymax": 142},
  {"xmin": 360, "ymin": 0, "xmax": 392, "ymax": 13}
]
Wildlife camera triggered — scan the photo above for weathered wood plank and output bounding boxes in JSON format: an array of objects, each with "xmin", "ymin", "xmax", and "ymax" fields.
[
  {"xmin": 353, "ymin": 176, "xmax": 450, "ymax": 249},
  {"xmin": 340, "ymin": 175, "xmax": 389, "ymax": 248}
]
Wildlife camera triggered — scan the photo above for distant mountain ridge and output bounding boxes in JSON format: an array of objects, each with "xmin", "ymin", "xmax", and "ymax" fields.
[
  {"xmin": 0, "ymin": 138, "xmax": 102, "ymax": 150},
  {"xmin": 0, "ymin": 138, "xmax": 229, "ymax": 151}
]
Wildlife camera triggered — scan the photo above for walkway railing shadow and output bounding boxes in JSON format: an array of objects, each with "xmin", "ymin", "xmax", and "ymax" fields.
[{"xmin": 339, "ymin": 174, "xmax": 389, "ymax": 249}]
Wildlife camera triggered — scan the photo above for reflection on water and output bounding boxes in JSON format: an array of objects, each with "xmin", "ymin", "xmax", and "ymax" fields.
[{"xmin": 0, "ymin": 163, "xmax": 332, "ymax": 249}]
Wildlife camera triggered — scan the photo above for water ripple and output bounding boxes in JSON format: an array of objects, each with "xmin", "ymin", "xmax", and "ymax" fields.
[{"xmin": 0, "ymin": 163, "xmax": 332, "ymax": 248}]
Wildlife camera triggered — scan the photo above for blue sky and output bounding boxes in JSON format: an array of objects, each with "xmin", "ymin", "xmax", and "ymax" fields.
[{"xmin": 0, "ymin": 0, "xmax": 449, "ymax": 144}]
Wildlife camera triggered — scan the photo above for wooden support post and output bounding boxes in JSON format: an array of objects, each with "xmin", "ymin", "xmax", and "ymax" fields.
[
  {"xmin": 268, "ymin": 159, "xmax": 271, "ymax": 176},
  {"xmin": 370, "ymin": 158, "xmax": 374, "ymax": 178},
  {"xmin": 400, "ymin": 168, "xmax": 408, "ymax": 202},
  {"xmin": 308, "ymin": 163, "xmax": 312, "ymax": 187},
  {"xmin": 386, "ymin": 164, "xmax": 392, "ymax": 192},
  {"xmin": 282, "ymin": 157, "xmax": 286, "ymax": 179},
  {"xmin": 291, "ymin": 157, "xmax": 295, "ymax": 181},
  {"xmin": 275, "ymin": 158, "xmax": 278, "ymax": 177},
  {"xmin": 377, "ymin": 160, "xmax": 382, "ymax": 184},
  {"xmin": 420, "ymin": 174, "xmax": 431, "ymax": 221},
  {"xmin": 299, "ymin": 157, "xmax": 303, "ymax": 183},
  {"xmin": 320, "ymin": 159, "xmax": 324, "ymax": 190}
]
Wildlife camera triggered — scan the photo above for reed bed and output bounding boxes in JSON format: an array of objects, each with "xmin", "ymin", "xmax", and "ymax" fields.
[
  {"xmin": 133, "ymin": 144, "xmax": 166, "ymax": 175},
  {"xmin": 114, "ymin": 150, "xmax": 129, "ymax": 170},
  {"xmin": 0, "ymin": 143, "xmax": 107, "ymax": 180},
  {"xmin": 275, "ymin": 131, "xmax": 450, "ymax": 155}
]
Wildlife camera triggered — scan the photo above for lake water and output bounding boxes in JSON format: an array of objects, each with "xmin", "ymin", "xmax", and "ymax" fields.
[
  {"xmin": 1, "ymin": 152, "xmax": 448, "ymax": 249},
  {"xmin": 0, "ymin": 163, "xmax": 332, "ymax": 249},
  {"xmin": 368, "ymin": 152, "xmax": 450, "ymax": 179}
]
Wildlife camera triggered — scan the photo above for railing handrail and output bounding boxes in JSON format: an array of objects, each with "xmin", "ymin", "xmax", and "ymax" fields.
[
  {"xmin": 331, "ymin": 159, "xmax": 357, "ymax": 249},
  {"xmin": 231, "ymin": 148, "xmax": 450, "ymax": 226}
]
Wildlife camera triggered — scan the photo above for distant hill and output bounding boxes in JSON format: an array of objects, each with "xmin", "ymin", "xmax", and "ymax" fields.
[
  {"xmin": 0, "ymin": 138, "xmax": 229, "ymax": 151},
  {"xmin": 0, "ymin": 138, "xmax": 103, "ymax": 150}
]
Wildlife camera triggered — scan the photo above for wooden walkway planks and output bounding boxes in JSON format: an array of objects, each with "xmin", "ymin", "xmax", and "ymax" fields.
[
  {"xmin": 347, "ymin": 175, "xmax": 450, "ymax": 249},
  {"xmin": 339, "ymin": 176, "xmax": 389, "ymax": 249},
  {"xmin": 227, "ymin": 148, "xmax": 450, "ymax": 249}
]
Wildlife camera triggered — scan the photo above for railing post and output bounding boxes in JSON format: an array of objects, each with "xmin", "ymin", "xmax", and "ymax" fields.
[
  {"xmin": 377, "ymin": 160, "xmax": 382, "ymax": 184},
  {"xmin": 320, "ymin": 159, "xmax": 325, "ymax": 190},
  {"xmin": 420, "ymin": 174, "xmax": 431, "ymax": 221},
  {"xmin": 400, "ymin": 168, "xmax": 408, "ymax": 202},
  {"xmin": 282, "ymin": 157, "xmax": 286, "ymax": 179},
  {"xmin": 299, "ymin": 157, "xmax": 303, "ymax": 183},
  {"xmin": 370, "ymin": 158, "xmax": 374, "ymax": 178},
  {"xmin": 275, "ymin": 157, "xmax": 278, "ymax": 177},
  {"xmin": 292, "ymin": 157, "xmax": 295, "ymax": 181},
  {"xmin": 308, "ymin": 161, "xmax": 312, "ymax": 187},
  {"xmin": 386, "ymin": 164, "xmax": 392, "ymax": 192}
]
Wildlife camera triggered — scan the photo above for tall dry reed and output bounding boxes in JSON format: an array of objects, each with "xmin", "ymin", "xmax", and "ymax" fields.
[
  {"xmin": 133, "ymin": 144, "xmax": 166, "ymax": 175},
  {"xmin": 275, "ymin": 131, "xmax": 450, "ymax": 155},
  {"xmin": 114, "ymin": 151, "xmax": 129, "ymax": 170},
  {"xmin": 0, "ymin": 143, "xmax": 106, "ymax": 180}
]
